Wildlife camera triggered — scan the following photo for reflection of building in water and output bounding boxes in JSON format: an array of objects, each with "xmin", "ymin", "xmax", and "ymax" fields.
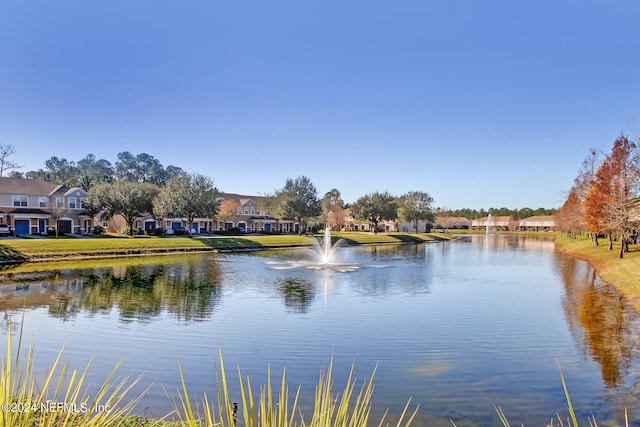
[{"xmin": 470, "ymin": 235, "xmax": 555, "ymax": 251}]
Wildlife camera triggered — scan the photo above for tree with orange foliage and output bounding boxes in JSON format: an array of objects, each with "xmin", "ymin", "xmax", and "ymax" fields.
[
  {"xmin": 557, "ymin": 148, "xmax": 601, "ymax": 241},
  {"xmin": 583, "ymin": 180, "xmax": 611, "ymax": 246},
  {"xmin": 583, "ymin": 136, "xmax": 640, "ymax": 257},
  {"xmin": 556, "ymin": 187, "xmax": 583, "ymax": 240}
]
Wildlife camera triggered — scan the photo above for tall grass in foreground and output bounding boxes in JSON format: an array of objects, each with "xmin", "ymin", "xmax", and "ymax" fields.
[
  {"xmin": 2, "ymin": 324, "xmax": 629, "ymax": 427},
  {"xmin": 488, "ymin": 361, "xmax": 630, "ymax": 427},
  {"xmin": 0, "ymin": 323, "xmax": 148, "ymax": 427},
  {"xmin": 165, "ymin": 349, "xmax": 418, "ymax": 427}
]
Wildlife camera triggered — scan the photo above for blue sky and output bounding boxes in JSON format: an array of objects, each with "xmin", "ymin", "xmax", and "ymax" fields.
[{"xmin": 1, "ymin": 1, "xmax": 638, "ymax": 209}]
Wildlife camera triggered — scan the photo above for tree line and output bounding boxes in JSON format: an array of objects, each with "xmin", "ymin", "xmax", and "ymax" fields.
[
  {"xmin": 3, "ymin": 149, "xmax": 187, "ymax": 189},
  {"xmin": 257, "ymin": 177, "xmax": 437, "ymax": 234},
  {"xmin": 556, "ymin": 134, "xmax": 640, "ymax": 258},
  {"xmin": 437, "ymin": 207, "xmax": 554, "ymax": 221}
]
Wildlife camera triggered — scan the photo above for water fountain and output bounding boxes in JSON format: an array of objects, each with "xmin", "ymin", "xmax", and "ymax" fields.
[
  {"xmin": 267, "ymin": 227, "xmax": 360, "ymax": 272},
  {"xmin": 486, "ymin": 213, "xmax": 494, "ymax": 234},
  {"xmin": 310, "ymin": 227, "xmax": 344, "ymax": 265}
]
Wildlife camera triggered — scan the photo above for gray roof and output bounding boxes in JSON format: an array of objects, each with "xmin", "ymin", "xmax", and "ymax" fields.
[{"xmin": 0, "ymin": 177, "xmax": 62, "ymax": 196}]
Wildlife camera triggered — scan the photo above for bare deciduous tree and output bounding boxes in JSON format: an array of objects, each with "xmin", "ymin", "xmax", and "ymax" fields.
[{"xmin": 0, "ymin": 143, "xmax": 22, "ymax": 177}]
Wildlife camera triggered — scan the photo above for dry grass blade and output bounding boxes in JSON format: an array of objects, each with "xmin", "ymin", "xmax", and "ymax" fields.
[
  {"xmin": 167, "ymin": 352, "xmax": 416, "ymax": 427},
  {"xmin": 556, "ymin": 360, "xmax": 578, "ymax": 427},
  {"xmin": 0, "ymin": 321, "xmax": 148, "ymax": 427},
  {"xmin": 494, "ymin": 405, "xmax": 510, "ymax": 427}
]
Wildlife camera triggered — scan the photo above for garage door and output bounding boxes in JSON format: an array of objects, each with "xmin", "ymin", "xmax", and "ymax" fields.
[{"xmin": 14, "ymin": 220, "xmax": 30, "ymax": 235}]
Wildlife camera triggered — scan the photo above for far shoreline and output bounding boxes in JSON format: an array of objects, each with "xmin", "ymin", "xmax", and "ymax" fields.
[{"xmin": 0, "ymin": 231, "xmax": 454, "ymax": 266}]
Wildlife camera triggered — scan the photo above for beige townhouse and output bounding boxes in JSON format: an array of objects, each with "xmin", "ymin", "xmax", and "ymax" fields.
[{"xmin": 0, "ymin": 177, "xmax": 92, "ymax": 235}]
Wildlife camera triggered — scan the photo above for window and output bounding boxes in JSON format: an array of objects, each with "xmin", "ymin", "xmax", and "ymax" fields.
[
  {"xmin": 56, "ymin": 197, "xmax": 64, "ymax": 208},
  {"xmin": 102, "ymin": 220, "xmax": 108, "ymax": 227},
  {"xmin": 68, "ymin": 197, "xmax": 77, "ymax": 209},
  {"xmin": 38, "ymin": 197, "xmax": 48, "ymax": 208},
  {"xmin": 78, "ymin": 198, "xmax": 84, "ymax": 209},
  {"xmin": 12, "ymin": 195, "xmax": 28, "ymax": 207}
]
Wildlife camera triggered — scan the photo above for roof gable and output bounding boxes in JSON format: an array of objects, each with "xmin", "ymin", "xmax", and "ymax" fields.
[{"xmin": 63, "ymin": 187, "xmax": 87, "ymax": 197}]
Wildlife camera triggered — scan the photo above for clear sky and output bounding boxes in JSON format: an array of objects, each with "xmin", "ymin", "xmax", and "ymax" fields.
[{"xmin": 1, "ymin": 1, "xmax": 639, "ymax": 209}]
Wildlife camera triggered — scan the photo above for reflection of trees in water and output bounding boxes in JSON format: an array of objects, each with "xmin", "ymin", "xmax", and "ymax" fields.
[
  {"xmin": 556, "ymin": 254, "xmax": 639, "ymax": 390},
  {"xmin": 278, "ymin": 278, "xmax": 314, "ymax": 313},
  {"xmin": 1, "ymin": 256, "xmax": 222, "ymax": 323}
]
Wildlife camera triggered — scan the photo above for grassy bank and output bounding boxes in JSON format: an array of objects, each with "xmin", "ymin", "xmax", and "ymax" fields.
[
  {"xmin": 0, "ymin": 232, "xmax": 453, "ymax": 264},
  {"xmin": 555, "ymin": 234, "xmax": 640, "ymax": 313}
]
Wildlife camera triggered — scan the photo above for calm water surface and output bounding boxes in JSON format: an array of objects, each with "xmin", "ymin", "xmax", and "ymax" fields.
[{"xmin": 0, "ymin": 235, "xmax": 639, "ymax": 426}]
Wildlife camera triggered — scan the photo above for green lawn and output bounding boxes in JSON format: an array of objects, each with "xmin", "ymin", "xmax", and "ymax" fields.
[{"xmin": 0, "ymin": 232, "xmax": 453, "ymax": 263}]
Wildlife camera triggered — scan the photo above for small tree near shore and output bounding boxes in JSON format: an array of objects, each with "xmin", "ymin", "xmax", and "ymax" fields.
[{"xmin": 88, "ymin": 181, "xmax": 159, "ymax": 236}]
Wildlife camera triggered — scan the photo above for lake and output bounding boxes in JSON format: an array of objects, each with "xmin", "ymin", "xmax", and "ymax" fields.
[{"xmin": 0, "ymin": 235, "xmax": 638, "ymax": 426}]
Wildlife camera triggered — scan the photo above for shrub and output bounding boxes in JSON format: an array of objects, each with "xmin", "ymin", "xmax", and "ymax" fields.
[{"xmin": 120, "ymin": 226, "xmax": 143, "ymax": 236}]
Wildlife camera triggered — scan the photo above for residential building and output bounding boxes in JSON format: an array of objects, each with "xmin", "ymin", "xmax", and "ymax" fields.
[
  {"xmin": 397, "ymin": 220, "xmax": 431, "ymax": 232},
  {"xmin": 434, "ymin": 216, "xmax": 472, "ymax": 229},
  {"xmin": 518, "ymin": 215, "xmax": 556, "ymax": 231},
  {"xmin": 216, "ymin": 193, "xmax": 296, "ymax": 233},
  {"xmin": 471, "ymin": 215, "xmax": 517, "ymax": 231},
  {"xmin": 0, "ymin": 177, "xmax": 92, "ymax": 235}
]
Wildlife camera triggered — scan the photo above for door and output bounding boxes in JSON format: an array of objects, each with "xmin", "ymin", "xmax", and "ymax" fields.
[
  {"xmin": 57, "ymin": 220, "xmax": 72, "ymax": 234},
  {"xmin": 14, "ymin": 220, "xmax": 30, "ymax": 235},
  {"xmin": 144, "ymin": 221, "xmax": 156, "ymax": 233},
  {"xmin": 38, "ymin": 219, "xmax": 46, "ymax": 234}
]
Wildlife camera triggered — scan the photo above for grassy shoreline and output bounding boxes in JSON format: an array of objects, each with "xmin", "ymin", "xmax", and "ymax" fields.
[
  {"xmin": 554, "ymin": 234, "xmax": 640, "ymax": 313},
  {"xmin": 0, "ymin": 232, "xmax": 454, "ymax": 264}
]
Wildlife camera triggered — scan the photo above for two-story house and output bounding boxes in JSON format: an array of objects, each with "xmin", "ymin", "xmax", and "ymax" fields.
[
  {"xmin": 0, "ymin": 177, "xmax": 91, "ymax": 235},
  {"xmin": 217, "ymin": 193, "xmax": 296, "ymax": 233}
]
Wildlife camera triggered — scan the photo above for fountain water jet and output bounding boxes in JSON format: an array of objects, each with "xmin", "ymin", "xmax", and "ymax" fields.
[
  {"xmin": 312, "ymin": 227, "xmax": 343, "ymax": 265},
  {"xmin": 267, "ymin": 227, "xmax": 361, "ymax": 272}
]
